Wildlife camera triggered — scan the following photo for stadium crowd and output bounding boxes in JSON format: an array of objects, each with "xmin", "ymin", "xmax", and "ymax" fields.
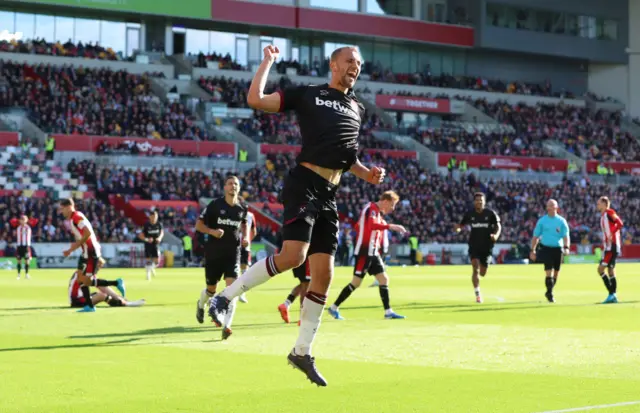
[
  {"xmin": 0, "ymin": 195, "xmax": 137, "ymax": 248},
  {"xmin": 0, "ymin": 61, "xmax": 212, "ymax": 141},
  {"xmin": 0, "ymin": 38, "xmax": 124, "ymax": 60}
]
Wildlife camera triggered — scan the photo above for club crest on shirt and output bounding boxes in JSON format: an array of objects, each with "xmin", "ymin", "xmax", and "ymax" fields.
[
  {"xmin": 220, "ymin": 210, "xmax": 226, "ymax": 215},
  {"xmin": 556, "ymin": 227, "xmax": 560, "ymax": 233},
  {"xmin": 320, "ymin": 90, "xmax": 329, "ymax": 96}
]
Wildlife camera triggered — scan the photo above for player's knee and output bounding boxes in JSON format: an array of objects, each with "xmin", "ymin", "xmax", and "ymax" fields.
[
  {"xmin": 207, "ymin": 286, "xmax": 217, "ymax": 295},
  {"xmin": 351, "ymin": 277, "xmax": 363, "ymax": 288},
  {"xmin": 479, "ymin": 267, "xmax": 487, "ymax": 276},
  {"xmin": 377, "ymin": 274, "xmax": 389, "ymax": 286},
  {"xmin": 279, "ymin": 251, "xmax": 306, "ymax": 270}
]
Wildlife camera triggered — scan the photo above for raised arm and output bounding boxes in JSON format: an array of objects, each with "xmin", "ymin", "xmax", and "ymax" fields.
[{"xmin": 247, "ymin": 45, "xmax": 282, "ymax": 113}]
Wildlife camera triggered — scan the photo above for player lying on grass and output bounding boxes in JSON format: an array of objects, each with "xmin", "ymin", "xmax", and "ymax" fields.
[{"xmin": 68, "ymin": 259, "xmax": 145, "ymax": 308}]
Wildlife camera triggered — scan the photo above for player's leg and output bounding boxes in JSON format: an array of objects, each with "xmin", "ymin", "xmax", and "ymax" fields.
[
  {"xmin": 279, "ymin": 264, "xmax": 306, "ymax": 323},
  {"xmin": 150, "ymin": 246, "xmax": 160, "ymax": 277},
  {"xmin": 239, "ymin": 250, "xmax": 250, "ymax": 303},
  {"xmin": 211, "ymin": 171, "xmax": 314, "ymax": 313},
  {"xmin": 16, "ymin": 256, "xmax": 22, "ymax": 279},
  {"xmin": 329, "ymin": 273, "xmax": 363, "ymax": 320},
  {"xmin": 90, "ymin": 291, "xmax": 108, "ymax": 306},
  {"xmin": 374, "ymin": 259, "xmax": 405, "ymax": 319},
  {"xmin": 77, "ymin": 257, "xmax": 97, "ymax": 312},
  {"xmin": 470, "ymin": 254, "xmax": 481, "ymax": 302},
  {"xmin": 92, "ymin": 277, "xmax": 126, "ymax": 297},
  {"xmin": 603, "ymin": 252, "xmax": 618, "ymax": 303},
  {"xmin": 99, "ymin": 286, "xmax": 146, "ymax": 307},
  {"xmin": 24, "ymin": 251, "xmax": 32, "ymax": 279},
  {"xmin": 288, "ymin": 208, "xmax": 338, "ymax": 387},
  {"xmin": 220, "ymin": 257, "xmax": 241, "ymax": 339},
  {"xmin": 197, "ymin": 258, "xmax": 222, "ymax": 325},
  {"xmin": 597, "ymin": 254, "xmax": 613, "ymax": 297},
  {"xmin": 144, "ymin": 244, "xmax": 152, "ymax": 280},
  {"xmin": 297, "ymin": 280, "xmax": 309, "ymax": 326},
  {"xmin": 543, "ymin": 248, "xmax": 558, "ymax": 303}
]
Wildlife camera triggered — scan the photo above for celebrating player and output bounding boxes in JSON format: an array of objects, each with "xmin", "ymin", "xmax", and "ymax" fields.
[
  {"xmin": 195, "ymin": 176, "xmax": 248, "ymax": 341},
  {"xmin": 454, "ymin": 193, "xmax": 501, "ymax": 303},
  {"xmin": 529, "ymin": 199, "xmax": 570, "ymax": 303},
  {"xmin": 596, "ymin": 196, "xmax": 623, "ymax": 304},
  {"xmin": 328, "ymin": 191, "xmax": 406, "ymax": 320},
  {"xmin": 15, "ymin": 215, "xmax": 32, "ymax": 280},
  {"xmin": 238, "ymin": 209, "xmax": 257, "ymax": 304},
  {"xmin": 210, "ymin": 44, "xmax": 384, "ymax": 386},
  {"xmin": 58, "ymin": 198, "xmax": 102, "ymax": 313},
  {"xmin": 277, "ymin": 259, "xmax": 310, "ymax": 325},
  {"xmin": 139, "ymin": 210, "xmax": 163, "ymax": 281}
]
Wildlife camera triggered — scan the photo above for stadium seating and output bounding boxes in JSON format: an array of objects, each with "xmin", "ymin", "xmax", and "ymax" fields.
[
  {"xmin": 1, "ymin": 61, "xmax": 211, "ymax": 141},
  {"xmin": 0, "ymin": 39, "xmax": 123, "ymax": 60}
]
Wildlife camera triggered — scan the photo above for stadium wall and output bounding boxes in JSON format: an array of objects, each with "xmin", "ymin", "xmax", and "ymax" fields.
[
  {"xmin": 588, "ymin": 64, "xmax": 629, "ymax": 107},
  {"xmin": 629, "ymin": 0, "xmax": 640, "ymax": 119}
]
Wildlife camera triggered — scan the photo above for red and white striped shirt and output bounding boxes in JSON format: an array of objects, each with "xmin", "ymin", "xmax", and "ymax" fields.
[
  {"xmin": 600, "ymin": 208, "xmax": 623, "ymax": 253},
  {"xmin": 354, "ymin": 202, "xmax": 389, "ymax": 257},
  {"xmin": 68, "ymin": 271, "xmax": 85, "ymax": 304},
  {"xmin": 68, "ymin": 211, "xmax": 101, "ymax": 258},
  {"xmin": 16, "ymin": 224, "xmax": 32, "ymax": 246}
]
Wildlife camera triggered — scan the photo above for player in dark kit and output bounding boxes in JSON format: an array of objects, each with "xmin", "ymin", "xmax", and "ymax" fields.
[
  {"xmin": 210, "ymin": 44, "xmax": 385, "ymax": 386},
  {"xmin": 454, "ymin": 193, "xmax": 501, "ymax": 303},
  {"xmin": 195, "ymin": 176, "xmax": 248, "ymax": 340},
  {"xmin": 138, "ymin": 211, "xmax": 164, "ymax": 281}
]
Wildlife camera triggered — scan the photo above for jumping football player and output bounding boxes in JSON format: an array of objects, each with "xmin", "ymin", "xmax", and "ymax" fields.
[{"xmin": 210, "ymin": 45, "xmax": 384, "ymax": 386}]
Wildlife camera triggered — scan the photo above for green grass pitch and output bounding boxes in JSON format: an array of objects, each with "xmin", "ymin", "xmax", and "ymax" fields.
[{"xmin": 1, "ymin": 264, "xmax": 639, "ymax": 413}]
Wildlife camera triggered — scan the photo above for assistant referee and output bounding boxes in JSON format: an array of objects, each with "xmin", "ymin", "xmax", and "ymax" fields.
[{"xmin": 529, "ymin": 199, "xmax": 570, "ymax": 303}]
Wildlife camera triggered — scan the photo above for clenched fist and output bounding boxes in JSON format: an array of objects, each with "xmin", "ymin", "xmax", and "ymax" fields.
[
  {"xmin": 263, "ymin": 45, "xmax": 280, "ymax": 62},
  {"xmin": 368, "ymin": 166, "xmax": 385, "ymax": 185}
]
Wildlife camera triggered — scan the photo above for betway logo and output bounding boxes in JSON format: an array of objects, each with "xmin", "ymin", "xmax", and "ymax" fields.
[
  {"xmin": 316, "ymin": 97, "xmax": 350, "ymax": 115},
  {"xmin": 217, "ymin": 217, "xmax": 241, "ymax": 227}
]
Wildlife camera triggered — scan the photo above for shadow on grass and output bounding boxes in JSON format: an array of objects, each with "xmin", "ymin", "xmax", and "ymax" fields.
[
  {"xmin": 0, "ymin": 337, "xmax": 224, "ymax": 353},
  {"xmin": 67, "ymin": 322, "xmax": 286, "ymax": 340},
  {"xmin": 0, "ymin": 302, "xmax": 185, "ymax": 312},
  {"xmin": 450, "ymin": 300, "xmax": 640, "ymax": 313}
]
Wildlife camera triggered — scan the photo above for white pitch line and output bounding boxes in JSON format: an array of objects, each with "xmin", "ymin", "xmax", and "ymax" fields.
[
  {"xmin": 491, "ymin": 296, "xmax": 506, "ymax": 302},
  {"xmin": 534, "ymin": 400, "xmax": 640, "ymax": 413}
]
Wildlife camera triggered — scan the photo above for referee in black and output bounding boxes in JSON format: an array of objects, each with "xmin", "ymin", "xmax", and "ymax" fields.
[
  {"xmin": 529, "ymin": 199, "xmax": 570, "ymax": 303},
  {"xmin": 210, "ymin": 44, "xmax": 385, "ymax": 386}
]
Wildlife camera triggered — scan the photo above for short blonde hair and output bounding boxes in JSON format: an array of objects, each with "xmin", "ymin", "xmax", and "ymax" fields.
[{"xmin": 380, "ymin": 190, "xmax": 400, "ymax": 203}]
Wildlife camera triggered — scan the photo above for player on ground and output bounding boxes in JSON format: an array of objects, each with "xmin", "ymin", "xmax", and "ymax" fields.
[
  {"xmin": 596, "ymin": 196, "xmax": 623, "ymax": 304},
  {"xmin": 210, "ymin": 45, "xmax": 384, "ymax": 386},
  {"xmin": 139, "ymin": 211, "xmax": 163, "ymax": 281},
  {"xmin": 277, "ymin": 258, "xmax": 310, "ymax": 325},
  {"xmin": 58, "ymin": 198, "xmax": 103, "ymax": 313},
  {"xmin": 15, "ymin": 215, "xmax": 32, "ymax": 280},
  {"xmin": 454, "ymin": 193, "xmax": 501, "ymax": 303},
  {"xmin": 195, "ymin": 176, "xmax": 248, "ymax": 340},
  {"xmin": 68, "ymin": 258, "xmax": 142, "ymax": 307},
  {"xmin": 529, "ymin": 199, "xmax": 570, "ymax": 303},
  {"xmin": 238, "ymin": 209, "xmax": 257, "ymax": 304},
  {"xmin": 328, "ymin": 191, "xmax": 407, "ymax": 320}
]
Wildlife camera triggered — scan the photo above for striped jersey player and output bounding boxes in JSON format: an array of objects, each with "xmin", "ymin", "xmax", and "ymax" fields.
[
  {"xmin": 328, "ymin": 191, "xmax": 408, "ymax": 320},
  {"xmin": 15, "ymin": 215, "xmax": 32, "ymax": 280},
  {"xmin": 596, "ymin": 196, "xmax": 624, "ymax": 304},
  {"xmin": 58, "ymin": 198, "xmax": 102, "ymax": 313}
]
